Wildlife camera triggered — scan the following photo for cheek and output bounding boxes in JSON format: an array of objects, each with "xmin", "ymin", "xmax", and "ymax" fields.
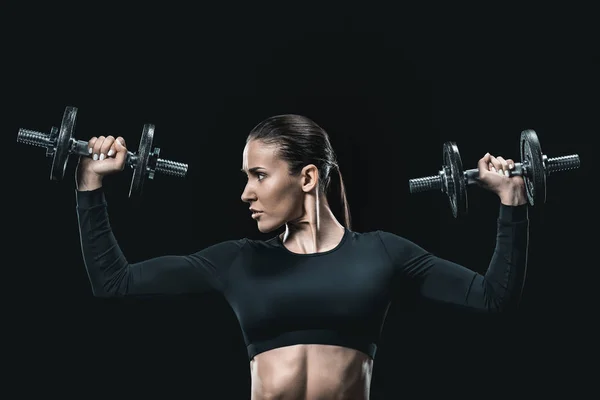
[{"xmin": 264, "ymin": 182, "xmax": 298, "ymax": 211}]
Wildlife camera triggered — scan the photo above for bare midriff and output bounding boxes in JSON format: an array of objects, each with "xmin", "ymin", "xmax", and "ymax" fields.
[{"xmin": 249, "ymin": 344, "xmax": 373, "ymax": 400}]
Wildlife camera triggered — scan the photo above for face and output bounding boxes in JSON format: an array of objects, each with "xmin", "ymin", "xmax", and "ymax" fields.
[{"xmin": 241, "ymin": 139, "xmax": 317, "ymax": 233}]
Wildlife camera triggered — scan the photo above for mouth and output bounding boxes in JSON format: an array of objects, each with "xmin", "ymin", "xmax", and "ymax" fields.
[{"xmin": 251, "ymin": 211, "xmax": 263, "ymax": 219}]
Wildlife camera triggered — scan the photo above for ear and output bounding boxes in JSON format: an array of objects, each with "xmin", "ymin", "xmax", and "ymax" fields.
[{"xmin": 300, "ymin": 164, "xmax": 319, "ymax": 193}]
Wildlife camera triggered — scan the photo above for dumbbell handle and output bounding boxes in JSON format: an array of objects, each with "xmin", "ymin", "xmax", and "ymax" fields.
[
  {"xmin": 409, "ymin": 154, "xmax": 580, "ymax": 193},
  {"xmin": 18, "ymin": 128, "xmax": 188, "ymax": 178},
  {"xmin": 463, "ymin": 163, "xmax": 524, "ymax": 185}
]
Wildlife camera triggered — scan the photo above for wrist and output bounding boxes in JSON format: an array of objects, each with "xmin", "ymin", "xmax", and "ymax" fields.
[
  {"xmin": 499, "ymin": 191, "xmax": 528, "ymax": 206},
  {"xmin": 77, "ymin": 170, "xmax": 103, "ymax": 191}
]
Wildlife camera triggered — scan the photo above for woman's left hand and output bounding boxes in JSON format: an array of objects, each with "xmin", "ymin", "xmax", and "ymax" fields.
[{"xmin": 476, "ymin": 153, "xmax": 528, "ymax": 206}]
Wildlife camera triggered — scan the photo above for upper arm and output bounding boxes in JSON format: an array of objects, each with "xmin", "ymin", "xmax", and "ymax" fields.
[
  {"xmin": 377, "ymin": 230, "xmax": 479, "ymax": 306},
  {"xmin": 112, "ymin": 239, "xmax": 247, "ymax": 296}
]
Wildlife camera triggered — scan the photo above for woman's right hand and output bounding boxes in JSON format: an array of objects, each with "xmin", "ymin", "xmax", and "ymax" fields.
[{"xmin": 76, "ymin": 135, "xmax": 128, "ymax": 191}]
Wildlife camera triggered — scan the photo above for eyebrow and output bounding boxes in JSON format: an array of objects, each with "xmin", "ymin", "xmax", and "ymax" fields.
[{"xmin": 241, "ymin": 167, "xmax": 266, "ymax": 174}]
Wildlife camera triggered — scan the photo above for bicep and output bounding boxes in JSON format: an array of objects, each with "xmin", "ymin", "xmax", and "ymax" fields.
[
  {"xmin": 379, "ymin": 230, "xmax": 482, "ymax": 308},
  {"xmin": 401, "ymin": 253, "xmax": 482, "ymax": 307},
  {"xmin": 108, "ymin": 239, "xmax": 246, "ymax": 297},
  {"xmin": 123, "ymin": 254, "xmax": 222, "ymax": 295}
]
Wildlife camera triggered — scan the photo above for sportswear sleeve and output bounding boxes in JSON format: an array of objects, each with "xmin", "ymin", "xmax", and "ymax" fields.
[
  {"xmin": 75, "ymin": 188, "xmax": 246, "ymax": 297},
  {"xmin": 377, "ymin": 204, "xmax": 529, "ymax": 312}
]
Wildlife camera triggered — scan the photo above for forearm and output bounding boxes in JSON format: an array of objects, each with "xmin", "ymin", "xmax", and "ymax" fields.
[
  {"xmin": 392, "ymin": 203, "xmax": 530, "ymax": 312},
  {"xmin": 468, "ymin": 203, "xmax": 529, "ymax": 311},
  {"xmin": 76, "ymin": 188, "xmax": 129, "ymax": 297}
]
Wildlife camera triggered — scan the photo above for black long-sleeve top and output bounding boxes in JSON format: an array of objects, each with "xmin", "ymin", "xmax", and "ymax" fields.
[{"xmin": 76, "ymin": 188, "xmax": 529, "ymax": 360}]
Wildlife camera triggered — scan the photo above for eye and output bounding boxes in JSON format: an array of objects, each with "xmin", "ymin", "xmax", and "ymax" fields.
[{"xmin": 242, "ymin": 172, "xmax": 265, "ymax": 182}]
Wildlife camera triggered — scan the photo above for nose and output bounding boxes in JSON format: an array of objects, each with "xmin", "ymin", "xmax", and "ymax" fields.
[{"xmin": 241, "ymin": 183, "xmax": 255, "ymax": 204}]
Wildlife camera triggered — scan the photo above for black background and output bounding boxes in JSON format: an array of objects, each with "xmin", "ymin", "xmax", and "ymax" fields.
[{"xmin": 7, "ymin": 3, "xmax": 595, "ymax": 398}]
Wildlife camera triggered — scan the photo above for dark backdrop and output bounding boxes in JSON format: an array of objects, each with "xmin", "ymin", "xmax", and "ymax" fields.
[{"xmin": 7, "ymin": 3, "xmax": 594, "ymax": 398}]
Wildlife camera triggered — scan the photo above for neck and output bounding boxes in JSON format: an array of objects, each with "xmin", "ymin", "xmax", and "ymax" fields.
[{"xmin": 280, "ymin": 194, "xmax": 345, "ymax": 254}]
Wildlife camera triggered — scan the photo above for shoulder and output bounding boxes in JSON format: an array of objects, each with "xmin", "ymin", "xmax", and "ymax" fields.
[
  {"xmin": 376, "ymin": 229, "xmax": 409, "ymax": 244},
  {"xmin": 374, "ymin": 229, "xmax": 430, "ymax": 260},
  {"xmin": 216, "ymin": 237, "xmax": 249, "ymax": 248},
  {"xmin": 192, "ymin": 237, "xmax": 249, "ymax": 256}
]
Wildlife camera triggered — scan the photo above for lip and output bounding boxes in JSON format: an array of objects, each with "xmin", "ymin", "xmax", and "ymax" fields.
[{"xmin": 251, "ymin": 211, "xmax": 263, "ymax": 219}]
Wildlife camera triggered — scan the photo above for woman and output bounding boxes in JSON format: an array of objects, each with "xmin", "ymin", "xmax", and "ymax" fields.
[{"xmin": 75, "ymin": 114, "xmax": 529, "ymax": 400}]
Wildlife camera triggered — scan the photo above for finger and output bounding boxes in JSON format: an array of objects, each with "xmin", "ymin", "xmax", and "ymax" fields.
[
  {"xmin": 488, "ymin": 162, "xmax": 497, "ymax": 173},
  {"xmin": 92, "ymin": 136, "xmax": 105, "ymax": 160},
  {"xmin": 114, "ymin": 136, "xmax": 128, "ymax": 164},
  {"xmin": 477, "ymin": 153, "xmax": 492, "ymax": 172},
  {"xmin": 99, "ymin": 135, "xmax": 115, "ymax": 160},
  {"xmin": 489, "ymin": 155, "xmax": 504, "ymax": 175},
  {"xmin": 87, "ymin": 137, "xmax": 98, "ymax": 156},
  {"xmin": 115, "ymin": 136, "xmax": 126, "ymax": 149},
  {"xmin": 108, "ymin": 136, "xmax": 126, "ymax": 158},
  {"xmin": 107, "ymin": 142, "xmax": 117, "ymax": 158},
  {"xmin": 505, "ymin": 159, "xmax": 516, "ymax": 177},
  {"xmin": 496, "ymin": 156, "xmax": 509, "ymax": 176}
]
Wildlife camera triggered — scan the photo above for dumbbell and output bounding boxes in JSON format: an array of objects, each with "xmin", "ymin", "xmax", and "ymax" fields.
[
  {"xmin": 408, "ymin": 129, "xmax": 581, "ymax": 218},
  {"xmin": 16, "ymin": 106, "xmax": 189, "ymax": 197}
]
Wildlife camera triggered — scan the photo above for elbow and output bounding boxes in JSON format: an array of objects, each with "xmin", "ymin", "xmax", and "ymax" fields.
[
  {"xmin": 90, "ymin": 285, "xmax": 118, "ymax": 298},
  {"xmin": 480, "ymin": 280, "xmax": 523, "ymax": 313},
  {"xmin": 91, "ymin": 288, "xmax": 111, "ymax": 298},
  {"xmin": 485, "ymin": 296, "xmax": 521, "ymax": 313},
  {"xmin": 485, "ymin": 303, "xmax": 506, "ymax": 314},
  {"xmin": 87, "ymin": 266, "xmax": 130, "ymax": 298}
]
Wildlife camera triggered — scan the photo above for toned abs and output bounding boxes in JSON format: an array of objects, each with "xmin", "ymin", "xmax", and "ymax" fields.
[{"xmin": 250, "ymin": 344, "xmax": 373, "ymax": 400}]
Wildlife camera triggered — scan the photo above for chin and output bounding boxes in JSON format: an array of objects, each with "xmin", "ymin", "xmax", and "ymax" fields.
[
  {"xmin": 256, "ymin": 218, "xmax": 283, "ymax": 234},
  {"xmin": 257, "ymin": 224, "xmax": 276, "ymax": 234}
]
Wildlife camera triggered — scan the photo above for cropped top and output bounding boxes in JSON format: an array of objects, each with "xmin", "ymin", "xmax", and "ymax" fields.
[{"xmin": 75, "ymin": 188, "xmax": 529, "ymax": 360}]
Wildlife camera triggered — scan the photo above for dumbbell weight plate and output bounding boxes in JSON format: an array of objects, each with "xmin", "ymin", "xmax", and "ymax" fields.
[
  {"xmin": 50, "ymin": 106, "xmax": 78, "ymax": 181},
  {"xmin": 129, "ymin": 123, "xmax": 154, "ymax": 197},
  {"xmin": 520, "ymin": 129, "xmax": 546, "ymax": 206},
  {"xmin": 442, "ymin": 142, "xmax": 468, "ymax": 218}
]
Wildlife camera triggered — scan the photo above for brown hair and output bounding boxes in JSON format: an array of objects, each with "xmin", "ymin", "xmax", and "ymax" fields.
[{"xmin": 247, "ymin": 114, "xmax": 351, "ymax": 230}]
